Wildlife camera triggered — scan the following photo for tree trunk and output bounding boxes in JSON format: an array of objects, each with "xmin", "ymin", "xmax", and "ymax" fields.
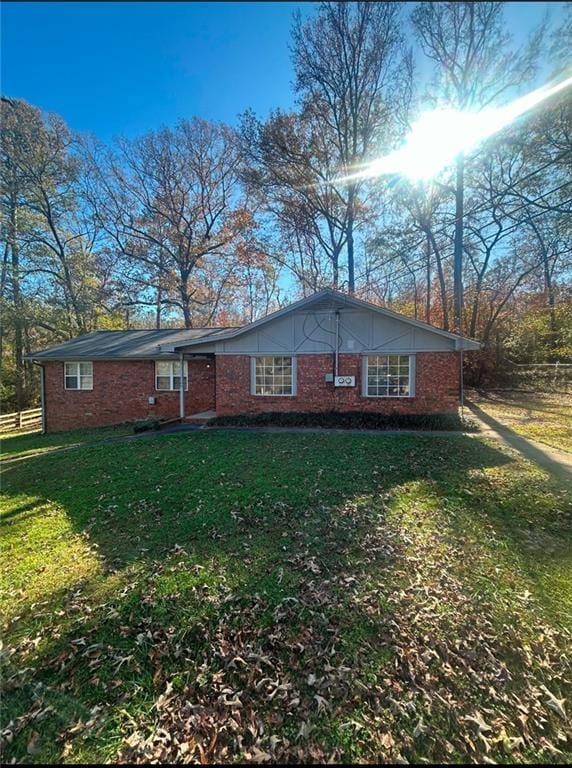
[
  {"xmin": 425, "ymin": 233, "xmax": 431, "ymax": 323},
  {"xmin": 426, "ymin": 228, "xmax": 449, "ymax": 331},
  {"xmin": 347, "ymin": 184, "xmax": 356, "ymax": 294},
  {"xmin": 9, "ymin": 196, "xmax": 24, "ymax": 411},
  {"xmin": 180, "ymin": 278, "xmax": 192, "ymax": 328},
  {"xmin": 453, "ymin": 152, "xmax": 465, "ymax": 333},
  {"xmin": 332, "ymin": 251, "xmax": 339, "ymax": 290},
  {"xmin": 543, "ymin": 253, "xmax": 557, "ymax": 356},
  {"xmin": 156, "ymin": 282, "xmax": 162, "ymax": 329}
]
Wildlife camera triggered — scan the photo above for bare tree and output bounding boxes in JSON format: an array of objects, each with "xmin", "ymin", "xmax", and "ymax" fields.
[
  {"xmin": 240, "ymin": 106, "xmax": 348, "ymax": 292},
  {"xmin": 412, "ymin": 1, "xmax": 544, "ymax": 331},
  {"xmin": 83, "ymin": 119, "xmax": 256, "ymax": 328},
  {"xmin": 292, "ymin": 1, "xmax": 410, "ymax": 293}
]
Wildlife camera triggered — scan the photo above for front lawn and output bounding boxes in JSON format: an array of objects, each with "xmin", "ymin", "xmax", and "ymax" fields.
[{"xmin": 1, "ymin": 431, "xmax": 570, "ymax": 764}]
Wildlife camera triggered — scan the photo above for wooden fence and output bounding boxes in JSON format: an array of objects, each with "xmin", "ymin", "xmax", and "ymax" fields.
[{"xmin": 0, "ymin": 407, "xmax": 43, "ymax": 434}]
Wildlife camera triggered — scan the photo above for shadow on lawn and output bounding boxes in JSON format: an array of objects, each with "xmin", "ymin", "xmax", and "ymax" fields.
[
  {"xmin": 467, "ymin": 400, "xmax": 571, "ymax": 481},
  {"xmin": 0, "ymin": 431, "xmax": 515, "ymax": 571},
  {"xmin": 470, "ymin": 388, "xmax": 572, "ymax": 418},
  {"xmin": 2, "ymin": 431, "xmax": 571, "ymax": 763}
]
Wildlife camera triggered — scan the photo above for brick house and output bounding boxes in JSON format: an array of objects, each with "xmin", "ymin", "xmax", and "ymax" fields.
[{"xmin": 29, "ymin": 289, "xmax": 480, "ymax": 432}]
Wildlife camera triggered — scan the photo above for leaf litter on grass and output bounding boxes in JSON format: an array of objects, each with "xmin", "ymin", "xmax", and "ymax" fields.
[{"xmin": 113, "ymin": 491, "xmax": 571, "ymax": 765}]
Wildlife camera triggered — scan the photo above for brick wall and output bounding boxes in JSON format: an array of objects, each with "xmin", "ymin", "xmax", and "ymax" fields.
[
  {"xmin": 43, "ymin": 358, "xmax": 215, "ymax": 432},
  {"xmin": 44, "ymin": 352, "xmax": 460, "ymax": 431},
  {"xmin": 215, "ymin": 352, "xmax": 460, "ymax": 416}
]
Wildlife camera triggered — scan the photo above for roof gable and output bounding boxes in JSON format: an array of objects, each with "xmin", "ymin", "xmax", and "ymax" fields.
[
  {"xmin": 175, "ymin": 289, "xmax": 480, "ymax": 352},
  {"xmin": 29, "ymin": 290, "xmax": 480, "ymax": 360}
]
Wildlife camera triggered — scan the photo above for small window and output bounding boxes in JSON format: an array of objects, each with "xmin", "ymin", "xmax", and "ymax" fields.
[
  {"xmin": 64, "ymin": 361, "xmax": 93, "ymax": 390},
  {"xmin": 155, "ymin": 360, "xmax": 188, "ymax": 391},
  {"xmin": 253, "ymin": 356, "xmax": 295, "ymax": 396},
  {"xmin": 365, "ymin": 355, "xmax": 413, "ymax": 397}
]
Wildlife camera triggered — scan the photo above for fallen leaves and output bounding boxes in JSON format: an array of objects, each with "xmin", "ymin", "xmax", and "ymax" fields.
[{"xmin": 2, "ymin": 447, "xmax": 571, "ymax": 765}]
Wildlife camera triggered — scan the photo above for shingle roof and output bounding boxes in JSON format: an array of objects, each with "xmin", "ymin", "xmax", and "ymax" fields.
[{"xmin": 28, "ymin": 327, "xmax": 235, "ymax": 361}]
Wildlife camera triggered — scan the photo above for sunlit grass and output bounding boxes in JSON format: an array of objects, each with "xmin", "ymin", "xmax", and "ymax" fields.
[
  {"xmin": 467, "ymin": 390, "xmax": 572, "ymax": 453},
  {"xmin": 1, "ymin": 423, "xmax": 134, "ymax": 461},
  {"xmin": 1, "ymin": 431, "xmax": 570, "ymax": 764}
]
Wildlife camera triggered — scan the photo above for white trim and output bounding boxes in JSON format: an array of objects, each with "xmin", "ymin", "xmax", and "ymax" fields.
[
  {"xmin": 363, "ymin": 354, "xmax": 415, "ymax": 398},
  {"xmin": 155, "ymin": 360, "xmax": 189, "ymax": 391},
  {"xmin": 64, "ymin": 361, "xmax": 93, "ymax": 390},
  {"xmin": 251, "ymin": 355, "xmax": 297, "ymax": 396}
]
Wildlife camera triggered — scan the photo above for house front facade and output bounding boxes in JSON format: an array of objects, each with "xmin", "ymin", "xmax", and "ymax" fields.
[{"xmin": 29, "ymin": 289, "xmax": 480, "ymax": 432}]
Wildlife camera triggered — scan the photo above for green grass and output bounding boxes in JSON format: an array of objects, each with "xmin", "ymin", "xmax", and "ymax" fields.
[
  {"xmin": 1, "ymin": 431, "xmax": 571, "ymax": 764},
  {"xmin": 468, "ymin": 389, "xmax": 572, "ymax": 453},
  {"xmin": 1, "ymin": 424, "xmax": 133, "ymax": 461}
]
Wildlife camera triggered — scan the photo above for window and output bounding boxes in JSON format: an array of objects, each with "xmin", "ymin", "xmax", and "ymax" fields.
[
  {"xmin": 253, "ymin": 356, "xmax": 295, "ymax": 396},
  {"xmin": 365, "ymin": 355, "xmax": 413, "ymax": 397},
  {"xmin": 155, "ymin": 360, "xmax": 188, "ymax": 391},
  {"xmin": 64, "ymin": 361, "xmax": 93, "ymax": 390}
]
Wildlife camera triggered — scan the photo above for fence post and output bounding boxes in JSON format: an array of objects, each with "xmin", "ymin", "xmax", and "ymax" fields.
[{"xmin": 19, "ymin": 412, "xmax": 23, "ymax": 429}]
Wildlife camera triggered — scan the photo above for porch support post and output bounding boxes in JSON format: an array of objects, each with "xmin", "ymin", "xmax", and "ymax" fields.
[{"xmin": 179, "ymin": 352, "xmax": 185, "ymax": 420}]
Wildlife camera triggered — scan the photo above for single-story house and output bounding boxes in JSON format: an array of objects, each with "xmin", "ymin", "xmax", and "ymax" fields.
[{"xmin": 29, "ymin": 288, "xmax": 480, "ymax": 432}]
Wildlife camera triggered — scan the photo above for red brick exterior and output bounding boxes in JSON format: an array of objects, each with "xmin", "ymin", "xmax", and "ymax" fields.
[
  {"xmin": 215, "ymin": 352, "xmax": 460, "ymax": 416},
  {"xmin": 43, "ymin": 359, "xmax": 215, "ymax": 432},
  {"xmin": 43, "ymin": 351, "xmax": 459, "ymax": 431}
]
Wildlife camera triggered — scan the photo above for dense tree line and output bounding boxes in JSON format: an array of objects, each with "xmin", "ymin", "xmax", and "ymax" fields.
[{"xmin": 1, "ymin": 1, "xmax": 571, "ymax": 408}]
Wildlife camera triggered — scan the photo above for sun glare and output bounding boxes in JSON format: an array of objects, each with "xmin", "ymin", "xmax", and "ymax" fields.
[{"xmin": 340, "ymin": 74, "xmax": 572, "ymax": 183}]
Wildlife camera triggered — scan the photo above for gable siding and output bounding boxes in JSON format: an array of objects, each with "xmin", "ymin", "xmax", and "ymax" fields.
[{"xmin": 209, "ymin": 308, "xmax": 456, "ymax": 355}]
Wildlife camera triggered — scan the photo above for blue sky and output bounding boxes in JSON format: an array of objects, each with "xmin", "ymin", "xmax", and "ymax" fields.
[{"xmin": 1, "ymin": 1, "xmax": 566, "ymax": 143}]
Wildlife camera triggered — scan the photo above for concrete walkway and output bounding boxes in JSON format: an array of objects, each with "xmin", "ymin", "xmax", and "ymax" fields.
[{"xmin": 464, "ymin": 401, "xmax": 572, "ymax": 481}]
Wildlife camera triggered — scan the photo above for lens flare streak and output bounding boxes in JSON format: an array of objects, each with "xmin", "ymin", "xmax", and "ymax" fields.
[{"xmin": 337, "ymin": 75, "xmax": 572, "ymax": 183}]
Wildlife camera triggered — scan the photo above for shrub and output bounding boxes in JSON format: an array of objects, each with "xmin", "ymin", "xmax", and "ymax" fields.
[
  {"xmin": 132, "ymin": 417, "xmax": 164, "ymax": 433},
  {"xmin": 208, "ymin": 411, "xmax": 478, "ymax": 432}
]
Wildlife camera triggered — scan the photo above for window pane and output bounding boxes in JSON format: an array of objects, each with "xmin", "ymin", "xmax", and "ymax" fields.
[
  {"xmin": 65, "ymin": 375, "xmax": 78, "ymax": 389},
  {"xmin": 79, "ymin": 362, "xmax": 92, "ymax": 376},
  {"xmin": 255, "ymin": 356, "xmax": 293, "ymax": 395},
  {"xmin": 156, "ymin": 361, "xmax": 171, "ymax": 376},
  {"xmin": 80, "ymin": 375, "xmax": 93, "ymax": 390},
  {"xmin": 173, "ymin": 375, "xmax": 187, "ymax": 390},
  {"xmin": 367, "ymin": 355, "xmax": 410, "ymax": 397},
  {"xmin": 173, "ymin": 360, "xmax": 187, "ymax": 376},
  {"xmin": 156, "ymin": 375, "xmax": 171, "ymax": 390}
]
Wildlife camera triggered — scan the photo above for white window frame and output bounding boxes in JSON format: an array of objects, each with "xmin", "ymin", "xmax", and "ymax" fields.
[
  {"xmin": 155, "ymin": 360, "xmax": 189, "ymax": 391},
  {"xmin": 362, "ymin": 354, "xmax": 415, "ymax": 398},
  {"xmin": 251, "ymin": 356, "xmax": 297, "ymax": 396},
  {"xmin": 64, "ymin": 361, "xmax": 93, "ymax": 391}
]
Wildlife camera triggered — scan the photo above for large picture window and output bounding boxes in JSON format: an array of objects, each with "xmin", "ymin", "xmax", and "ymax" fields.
[
  {"xmin": 64, "ymin": 361, "xmax": 93, "ymax": 390},
  {"xmin": 155, "ymin": 360, "xmax": 188, "ymax": 391},
  {"xmin": 365, "ymin": 355, "xmax": 413, "ymax": 397},
  {"xmin": 253, "ymin": 356, "xmax": 295, "ymax": 396}
]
